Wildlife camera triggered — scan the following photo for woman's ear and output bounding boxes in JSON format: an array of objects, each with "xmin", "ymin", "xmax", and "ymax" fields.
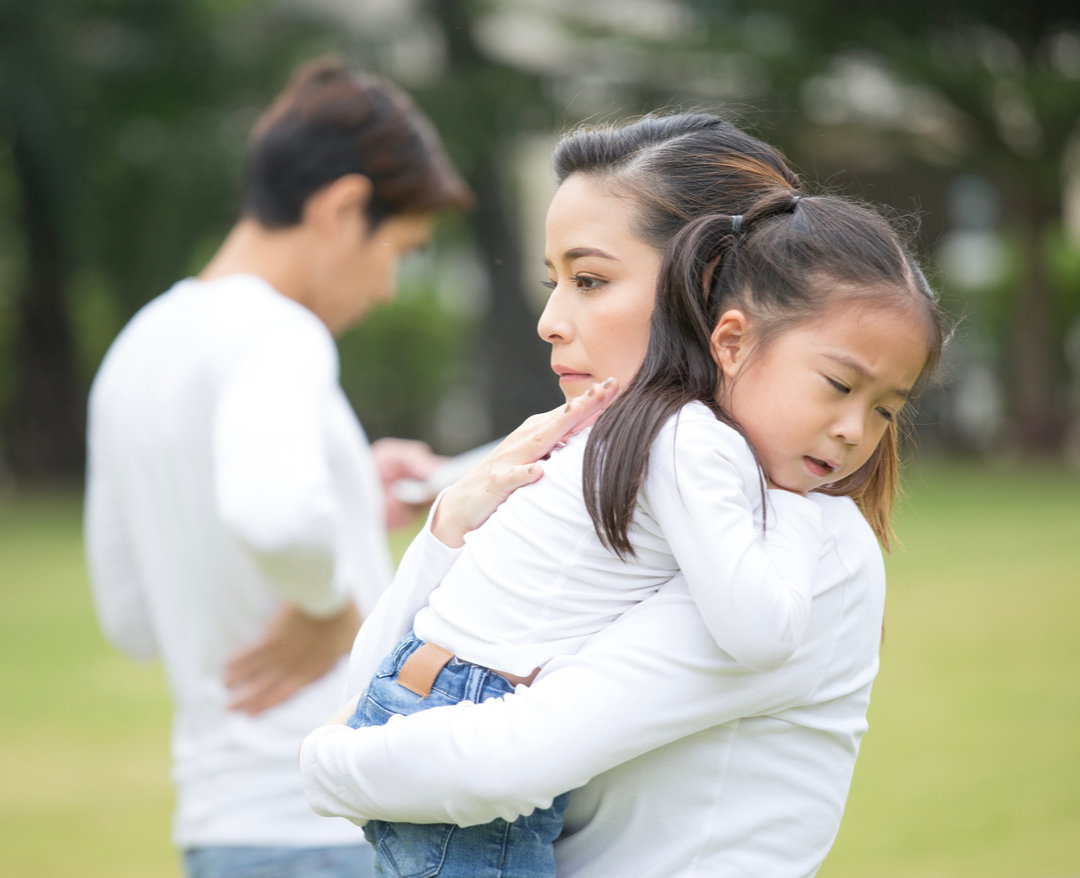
[
  {"xmin": 303, "ymin": 173, "xmax": 373, "ymax": 240},
  {"xmin": 710, "ymin": 309, "xmax": 752, "ymax": 379}
]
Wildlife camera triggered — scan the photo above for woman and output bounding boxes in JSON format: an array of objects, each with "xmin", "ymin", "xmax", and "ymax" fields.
[{"xmin": 301, "ymin": 115, "xmax": 923, "ymax": 877}]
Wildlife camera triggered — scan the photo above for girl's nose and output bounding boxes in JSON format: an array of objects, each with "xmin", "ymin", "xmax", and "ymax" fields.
[
  {"xmin": 831, "ymin": 409, "xmax": 865, "ymax": 446},
  {"xmin": 537, "ymin": 288, "xmax": 574, "ymax": 344}
]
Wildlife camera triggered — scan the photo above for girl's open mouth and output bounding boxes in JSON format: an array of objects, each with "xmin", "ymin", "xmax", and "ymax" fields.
[{"xmin": 804, "ymin": 456, "xmax": 836, "ymax": 478}]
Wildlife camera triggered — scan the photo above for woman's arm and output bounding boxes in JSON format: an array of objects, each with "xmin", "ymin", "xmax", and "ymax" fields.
[{"xmin": 301, "ymin": 573, "xmax": 834, "ymax": 828}]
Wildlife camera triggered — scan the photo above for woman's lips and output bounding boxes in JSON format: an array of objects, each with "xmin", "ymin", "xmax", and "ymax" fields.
[
  {"xmin": 555, "ymin": 369, "xmax": 592, "ymax": 384},
  {"xmin": 804, "ymin": 456, "xmax": 836, "ymax": 478}
]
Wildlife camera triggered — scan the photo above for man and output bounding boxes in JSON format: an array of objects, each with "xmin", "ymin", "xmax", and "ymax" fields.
[{"xmin": 84, "ymin": 60, "xmax": 470, "ymax": 878}]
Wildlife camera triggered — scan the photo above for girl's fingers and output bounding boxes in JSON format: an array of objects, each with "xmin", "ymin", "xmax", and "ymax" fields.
[
  {"xmin": 430, "ymin": 379, "xmax": 617, "ymax": 547},
  {"xmin": 511, "ymin": 378, "xmax": 619, "ymax": 464},
  {"xmin": 497, "ymin": 462, "xmax": 544, "ymax": 495},
  {"xmin": 562, "ymin": 378, "xmax": 618, "ymax": 437}
]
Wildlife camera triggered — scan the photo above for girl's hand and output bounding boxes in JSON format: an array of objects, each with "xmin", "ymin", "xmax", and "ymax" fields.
[{"xmin": 431, "ymin": 378, "xmax": 619, "ymax": 548}]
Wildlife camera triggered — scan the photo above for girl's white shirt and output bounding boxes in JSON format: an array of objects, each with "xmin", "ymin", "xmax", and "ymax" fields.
[
  {"xmin": 85, "ymin": 274, "xmax": 390, "ymax": 848},
  {"xmin": 301, "ymin": 489, "xmax": 884, "ymax": 878},
  {"xmin": 415, "ymin": 402, "xmax": 825, "ymax": 677}
]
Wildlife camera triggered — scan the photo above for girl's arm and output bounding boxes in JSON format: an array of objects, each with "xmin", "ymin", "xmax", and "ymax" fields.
[
  {"xmin": 301, "ymin": 570, "xmax": 842, "ymax": 828},
  {"xmin": 341, "ymin": 381, "xmax": 621, "ymax": 697},
  {"xmin": 643, "ymin": 413, "xmax": 824, "ymax": 671}
]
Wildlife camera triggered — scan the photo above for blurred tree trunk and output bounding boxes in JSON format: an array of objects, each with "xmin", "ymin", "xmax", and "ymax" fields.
[
  {"xmin": 471, "ymin": 159, "xmax": 560, "ymax": 433},
  {"xmin": 1012, "ymin": 194, "xmax": 1065, "ymax": 450},
  {"xmin": 428, "ymin": 0, "xmax": 562, "ymax": 437},
  {"xmin": 7, "ymin": 129, "xmax": 84, "ymax": 477}
]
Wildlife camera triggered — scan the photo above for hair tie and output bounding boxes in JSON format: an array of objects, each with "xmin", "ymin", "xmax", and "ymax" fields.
[
  {"xmin": 789, "ymin": 194, "xmax": 802, "ymax": 210},
  {"xmin": 730, "ymin": 215, "xmax": 743, "ymax": 233}
]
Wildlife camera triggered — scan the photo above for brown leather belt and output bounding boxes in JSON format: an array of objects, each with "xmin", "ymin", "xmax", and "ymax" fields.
[{"xmin": 397, "ymin": 642, "xmax": 539, "ymax": 698}]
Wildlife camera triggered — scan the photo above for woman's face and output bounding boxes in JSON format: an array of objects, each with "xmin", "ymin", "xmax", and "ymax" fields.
[{"xmin": 539, "ymin": 174, "xmax": 662, "ymax": 400}]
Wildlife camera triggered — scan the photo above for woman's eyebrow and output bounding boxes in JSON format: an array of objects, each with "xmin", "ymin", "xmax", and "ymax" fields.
[{"xmin": 543, "ymin": 246, "xmax": 619, "ymax": 269}]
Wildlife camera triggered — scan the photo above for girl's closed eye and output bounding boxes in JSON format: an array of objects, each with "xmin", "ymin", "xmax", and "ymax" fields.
[
  {"xmin": 876, "ymin": 406, "xmax": 896, "ymax": 422},
  {"xmin": 826, "ymin": 377, "xmax": 849, "ymax": 394}
]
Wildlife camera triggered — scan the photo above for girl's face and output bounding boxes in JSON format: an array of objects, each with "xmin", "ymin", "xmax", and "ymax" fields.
[
  {"xmin": 539, "ymin": 174, "xmax": 662, "ymax": 400},
  {"xmin": 717, "ymin": 302, "xmax": 929, "ymax": 495}
]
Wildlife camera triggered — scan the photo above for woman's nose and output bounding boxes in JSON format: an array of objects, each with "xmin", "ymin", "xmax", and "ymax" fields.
[{"xmin": 537, "ymin": 289, "xmax": 574, "ymax": 344}]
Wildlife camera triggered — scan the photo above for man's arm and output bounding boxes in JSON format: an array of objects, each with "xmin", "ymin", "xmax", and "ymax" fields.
[
  {"xmin": 214, "ymin": 320, "xmax": 346, "ymax": 618},
  {"xmin": 84, "ymin": 416, "xmax": 159, "ymax": 661}
]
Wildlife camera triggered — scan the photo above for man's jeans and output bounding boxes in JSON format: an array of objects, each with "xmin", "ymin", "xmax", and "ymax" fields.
[{"xmin": 184, "ymin": 844, "xmax": 375, "ymax": 878}]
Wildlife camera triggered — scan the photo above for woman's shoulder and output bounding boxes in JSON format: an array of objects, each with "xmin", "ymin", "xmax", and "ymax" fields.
[{"xmin": 807, "ymin": 492, "xmax": 883, "ymax": 567}]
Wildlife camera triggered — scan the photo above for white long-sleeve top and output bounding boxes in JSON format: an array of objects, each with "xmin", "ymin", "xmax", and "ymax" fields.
[
  {"xmin": 301, "ymin": 491, "xmax": 885, "ymax": 878},
  {"xmin": 414, "ymin": 402, "xmax": 824, "ymax": 676},
  {"xmin": 85, "ymin": 273, "xmax": 391, "ymax": 848}
]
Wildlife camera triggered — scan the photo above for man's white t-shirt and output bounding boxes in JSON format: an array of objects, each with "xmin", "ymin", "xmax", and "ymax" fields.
[{"xmin": 85, "ymin": 274, "xmax": 391, "ymax": 848}]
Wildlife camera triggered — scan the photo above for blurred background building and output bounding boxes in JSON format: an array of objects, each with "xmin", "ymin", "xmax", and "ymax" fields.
[{"xmin": 2, "ymin": 0, "xmax": 1080, "ymax": 483}]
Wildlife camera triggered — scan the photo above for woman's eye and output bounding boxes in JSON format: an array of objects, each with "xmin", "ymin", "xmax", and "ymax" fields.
[
  {"xmin": 540, "ymin": 279, "xmax": 557, "ymax": 291},
  {"xmin": 827, "ymin": 377, "xmax": 850, "ymax": 394},
  {"xmin": 571, "ymin": 274, "xmax": 606, "ymax": 291},
  {"xmin": 876, "ymin": 407, "xmax": 895, "ymax": 422}
]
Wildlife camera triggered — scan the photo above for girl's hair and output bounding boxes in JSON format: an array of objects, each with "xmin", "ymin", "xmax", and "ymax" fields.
[
  {"xmin": 242, "ymin": 59, "xmax": 472, "ymax": 230},
  {"xmin": 555, "ymin": 114, "xmax": 944, "ymax": 553}
]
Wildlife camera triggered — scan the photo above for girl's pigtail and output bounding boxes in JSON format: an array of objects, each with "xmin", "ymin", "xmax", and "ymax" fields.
[{"xmin": 583, "ymin": 211, "xmax": 747, "ymax": 558}]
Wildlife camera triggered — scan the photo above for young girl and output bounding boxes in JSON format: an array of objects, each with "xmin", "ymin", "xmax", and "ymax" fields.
[{"xmin": 316, "ymin": 115, "xmax": 942, "ymax": 878}]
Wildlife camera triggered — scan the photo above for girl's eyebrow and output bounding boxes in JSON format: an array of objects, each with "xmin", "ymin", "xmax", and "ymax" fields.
[
  {"xmin": 823, "ymin": 353, "xmax": 912, "ymax": 399},
  {"xmin": 544, "ymin": 247, "xmax": 619, "ymax": 267}
]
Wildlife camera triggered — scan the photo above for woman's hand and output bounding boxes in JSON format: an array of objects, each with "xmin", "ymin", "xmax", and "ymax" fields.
[{"xmin": 431, "ymin": 378, "xmax": 618, "ymax": 548}]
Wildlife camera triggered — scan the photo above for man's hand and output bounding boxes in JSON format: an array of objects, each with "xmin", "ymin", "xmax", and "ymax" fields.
[
  {"xmin": 225, "ymin": 602, "xmax": 362, "ymax": 715},
  {"xmin": 372, "ymin": 438, "xmax": 446, "ymax": 529}
]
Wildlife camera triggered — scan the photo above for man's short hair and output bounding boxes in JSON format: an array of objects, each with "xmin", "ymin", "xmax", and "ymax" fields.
[{"xmin": 241, "ymin": 59, "xmax": 471, "ymax": 229}]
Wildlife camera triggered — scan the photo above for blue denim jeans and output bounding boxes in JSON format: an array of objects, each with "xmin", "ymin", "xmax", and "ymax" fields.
[
  {"xmin": 348, "ymin": 633, "xmax": 568, "ymax": 878},
  {"xmin": 184, "ymin": 844, "xmax": 374, "ymax": 878}
]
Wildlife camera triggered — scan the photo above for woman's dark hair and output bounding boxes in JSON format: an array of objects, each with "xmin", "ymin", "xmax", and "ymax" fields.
[
  {"xmin": 241, "ymin": 59, "xmax": 472, "ymax": 230},
  {"xmin": 557, "ymin": 114, "xmax": 944, "ymax": 553}
]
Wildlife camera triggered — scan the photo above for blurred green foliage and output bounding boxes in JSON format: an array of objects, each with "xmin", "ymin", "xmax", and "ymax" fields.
[
  {"xmin": 5, "ymin": 0, "xmax": 1080, "ymax": 472},
  {"xmin": 338, "ymin": 286, "xmax": 469, "ymax": 445}
]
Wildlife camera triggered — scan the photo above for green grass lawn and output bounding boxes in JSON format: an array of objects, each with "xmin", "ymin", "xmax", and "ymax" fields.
[{"xmin": 1, "ymin": 464, "xmax": 1078, "ymax": 877}]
